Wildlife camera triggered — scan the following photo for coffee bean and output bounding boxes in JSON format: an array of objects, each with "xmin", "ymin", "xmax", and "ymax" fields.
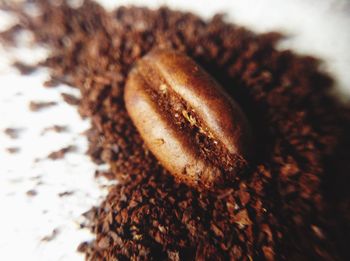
[{"xmin": 125, "ymin": 49, "xmax": 252, "ymax": 189}]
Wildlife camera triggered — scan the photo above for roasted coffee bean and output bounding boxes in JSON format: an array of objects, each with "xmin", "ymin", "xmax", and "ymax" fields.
[{"xmin": 125, "ymin": 49, "xmax": 252, "ymax": 189}]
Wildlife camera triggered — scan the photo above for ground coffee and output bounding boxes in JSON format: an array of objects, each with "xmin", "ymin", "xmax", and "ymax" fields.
[{"xmin": 1, "ymin": 1, "xmax": 350, "ymax": 260}]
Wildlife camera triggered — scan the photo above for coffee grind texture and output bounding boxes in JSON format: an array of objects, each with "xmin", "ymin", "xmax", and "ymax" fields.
[{"xmin": 1, "ymin": 1, "xmax": 350, "ymax": 260}]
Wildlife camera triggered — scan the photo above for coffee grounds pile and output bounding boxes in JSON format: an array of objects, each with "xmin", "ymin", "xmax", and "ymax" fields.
[{"xmin": 1, "ymin": 1, "xmax": 350, "ymax": 260}]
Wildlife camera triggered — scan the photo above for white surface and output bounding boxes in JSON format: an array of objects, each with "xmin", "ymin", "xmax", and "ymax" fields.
[
  {"xmin": 0, "ymin": 48, "xmax": 112, "ymax": 260},
  {"xmin": 0, "ymin": 0, "xmax": 349, "ymax": 260}
]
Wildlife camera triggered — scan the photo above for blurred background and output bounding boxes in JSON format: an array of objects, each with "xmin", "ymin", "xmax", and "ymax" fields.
[{"xmin": 0, "ymin": 0, "xmax": 349, "ymax": 260}]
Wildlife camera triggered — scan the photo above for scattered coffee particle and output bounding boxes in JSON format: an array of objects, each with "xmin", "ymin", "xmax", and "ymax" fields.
[
  {"xmin": 47, "ymin": 145, "xmax": 77, "ymax": 160},
  {"xmin": 41, "ymin": 125, "xmax": 68, "ymax": 135},
  {"xmin": 6, "ymin": 147, "xmax": 20, "ymax": 154},
  {"xmin": 12, "ymin": 61, "xmax": 38, "ymax": 75},
  {"xmin": 4, "ymin": 127, "xmax": 23, "ymax": 139},
  {"xmin": 77, "ymin": 241, "xmax": 90, "ymax": 253},
  {"xmin": 29, "ymin": 101, "xmax": 57, "ymax": 112},
  {"xmin": 82, "ymin": 207, "xmax": 99, "ymax": 221},
  {"xmin": 61, "ymin": 93, "xmax": 80, "ymax": 106},
  {"xmin": 26, "ymin": 189, "xmax": 37, "ymax": 197},
  {"xmin": 58, "ymin": 191, "xmax": 74, "ymax": 197},
  {"xmin": 41, "ymin": 228, "xmax": 60, "ymax": 242},
  {"xmin": 43, "ymin": 77, "xmax": 61, "ymax": 88},
  {"xmin": 79, "ymin": 207, "xmax": 99, "ymax": 230},
  {"xmin": 94, "ymin": 170, "xmax": 114, "ymax": 180},
  {"xmin": 1, "ymin": 1, "xmax": 350, "ymax": 260}
]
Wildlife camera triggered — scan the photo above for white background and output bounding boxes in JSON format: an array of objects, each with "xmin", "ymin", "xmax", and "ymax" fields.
[{"xmin": 0, "ymin": 0, "xmax": 349, "ymax": 260}]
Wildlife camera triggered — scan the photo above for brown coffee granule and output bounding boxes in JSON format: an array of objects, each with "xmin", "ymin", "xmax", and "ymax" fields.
[
  {"xmin": 47, "ymin": 145, "xmax": 77, "ymax": 160},
  {"xmin": 1, "ymin": 1, "xmax": 350, "ymax": 260},
  {"xmin": 26, "ymin": 189, "xmax": 37, "ymax": 197},
  {"xmin": 43, "ymin": 77, "xmax": 63, "ymax": 88},
  {"xmin": 41, "ymin": 125, "xmax": 68, "ymax": 135},
  {"xmin": 61, "ymin": 93, "xmax": 80, "ymax": 106},
  {"xmin": 6, "ymin": 147, "xmax": 20, "ymax": 154},
  {"xmin": 29, "ymin": 101, "xmax": 57, "ymax": 112},
  {"xmin": 13, "ymin": 61, "xmax": 38, "ymax": 75},
  {"xmin": 40, "ymin": 228, "xmax": 60, "ymax": 242},
  {"xmin": 4, "ymin": 127, "xmax": 23, "ymax": 139},
  {"xmin": 58, "ymin": 191, "xmax": 75, "ymax": 197},
  {"xmin": 94, "ymin": 170, "xmax": 115, "ymax": 180}
]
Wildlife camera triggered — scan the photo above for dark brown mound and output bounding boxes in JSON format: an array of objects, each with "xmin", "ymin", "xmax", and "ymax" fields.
[{"xmin": 1, "ymin": 1, "xmax": 350, "ymax": 260}]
